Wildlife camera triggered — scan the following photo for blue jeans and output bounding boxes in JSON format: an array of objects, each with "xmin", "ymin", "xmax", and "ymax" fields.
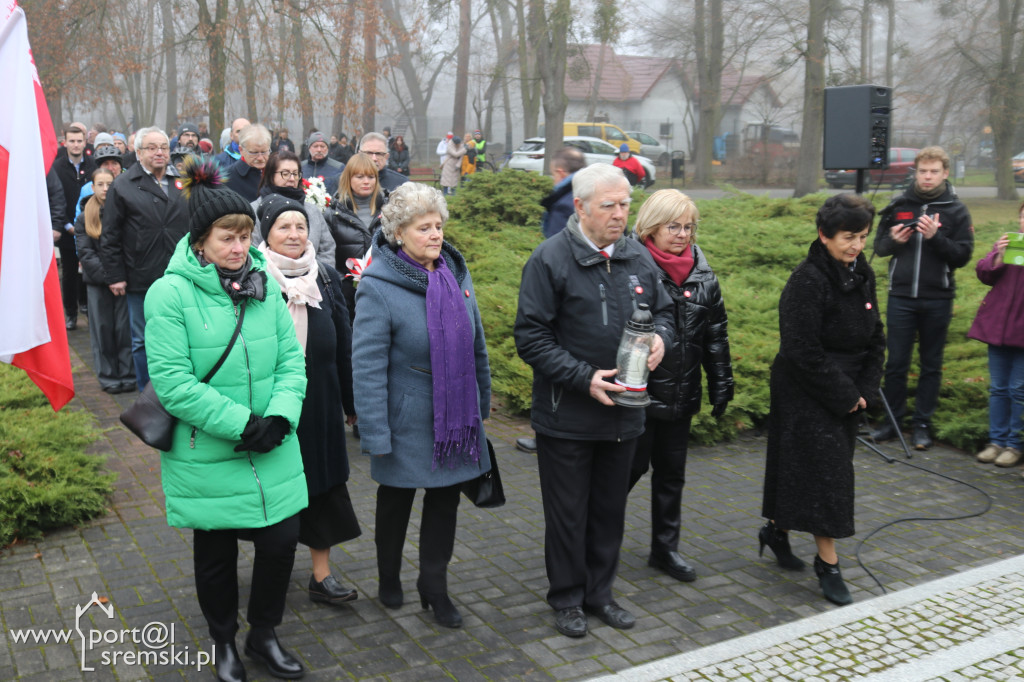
[
  {"xmin": 126, "ymin": 291, "xmax": 149, "ymax": 390},
  {"xmin": 988, "ymin": 345, "xmax": 1024, "ymax": 450},
  {"xmin": 881, "ymin": 296, "xmax": 953, "ymax": 427}
]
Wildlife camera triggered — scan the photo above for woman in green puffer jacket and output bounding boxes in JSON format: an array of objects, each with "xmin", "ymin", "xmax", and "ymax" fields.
[{"xmin": 144, "ymin": 158, "xmax": 308, "ymax": 682}]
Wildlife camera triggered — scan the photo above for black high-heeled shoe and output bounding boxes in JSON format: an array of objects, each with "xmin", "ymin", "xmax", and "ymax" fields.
[
  {"xmin": 814, "ymin": 554, "xmax": 852, "ymax": 605},
  {"xmin": 378, "ymin": 576, "xmax": 403, "ymax": 609},
  {"xmin": 758, "ymin": 521, "xmax": 806, "ymax": 570},
  {"xmin": 418, "ymin": 591, "xmax": 463, "ymax": 629}
]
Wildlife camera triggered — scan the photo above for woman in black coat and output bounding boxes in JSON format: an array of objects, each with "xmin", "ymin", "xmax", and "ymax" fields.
[
  {"xmin": 628, "ymin": 190, "xmax": 733, "ymax": 582},
  {"xmin": 760, "ymin": 193, "xmax": 885, "ymax": 606},
  {"xmin": 257, "ymin": 194, "xmax": 361, "ymax": 608},
  {"xmin": 389, "ymin": 135, "xmax": 411, "ymax": 176},
  {"xmin": 325, "ymin": 153, "xmax": 386, "ymax": 320}
]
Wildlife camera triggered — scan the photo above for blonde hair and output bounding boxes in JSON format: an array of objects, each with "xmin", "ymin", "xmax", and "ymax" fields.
[
  {"xmin": 335, "ymin": 153, "xmax": 381, "ymax": 214},
  {"xmin": 84, "ymin": 168, "xmax": 117, "ymax": 240},
  {"xmin": 915, "ymin": 146, "xmax": 950, "ymax": 171},
  {"xmin": 634, "ymin": 189, "xmax": 699, "ymax": 243}
]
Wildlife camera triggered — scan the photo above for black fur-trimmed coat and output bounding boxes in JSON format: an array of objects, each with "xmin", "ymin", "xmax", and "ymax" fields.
[{"xmin": 761, "ymin": 239, "xmax": 885, "ymax": 538}]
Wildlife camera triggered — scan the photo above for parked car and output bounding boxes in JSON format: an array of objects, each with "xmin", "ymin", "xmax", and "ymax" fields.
[
  {"xmin": 538, "ymin": 123, "xmax": 642, "ymax": 154},
  {"xmin": 505, "ymin": 136, "xmax": 656, "ymax": 187},
  {"xmin": 825, "ymin": 147, "xmax": 919, "ymax": 189},
  {"xmin": 1012, "ymin": 151, "xmax": 1024, "ymax": 184},
  {"xmin": 625, "ymin": 131, "xmax": 670, "ymax": 166}
]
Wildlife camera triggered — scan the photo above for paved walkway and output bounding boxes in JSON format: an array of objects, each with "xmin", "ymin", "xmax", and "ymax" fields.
[{"xmin": 1, "ymin": 328, "xmax": 1023, "ymax": 680}]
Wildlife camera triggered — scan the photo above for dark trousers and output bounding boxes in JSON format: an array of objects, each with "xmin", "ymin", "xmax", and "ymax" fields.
[
  {"xmin": 192, "ymin": 514, "xmax": 299, "ymax": 642},
  {"xmin": 85, "ymin": 284, "xmax": 134, "ymax": 389},
  {"xmin": 629, "ymin": 414, "xmax": 692, "ymax": 553},
  {"xmin": 882, "ymin": 296, "xmax": 953, "ymax": 427},
  {"xmin": 126, "ymin": 291, "xmax": 149, "ymax": 390},
  {"xmin": 536, "ymin": 434, "xmax": 635, "ymax": 610},
  {"xmin": 57, "ymin": 234, "xmax": 81, "ymax": 319},
  {"xmin": 375, "ymin": 483, "xmax": 461, "ymax": 595}
]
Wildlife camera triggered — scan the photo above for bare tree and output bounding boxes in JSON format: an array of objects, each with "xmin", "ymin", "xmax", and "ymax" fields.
[
  {"xmin": 585, "ymin": 0, "xmax": 619, "ymax": 121},
  {"xmin": 196, "ymin": 0, "xmax": 231, "ymax": 139},
  {"xmin": 529, "ymin": 0, "xmax": 573, "ymax": 175},
  {"xmin": 160, "ymin": 0, "xmax": 178, "ymax": 130},
  {"xmin": 793, "ymin": 0, "xmax": 829, "ymax": 197},
  {"xmin": 236, "ymin": 0, "xmax": 258, "ymax": 122}
]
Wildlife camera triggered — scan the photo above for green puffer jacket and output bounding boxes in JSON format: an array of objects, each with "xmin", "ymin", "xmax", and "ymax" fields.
[{"xmin": 145, "ymin": 236, "xmax": 308, "ymax": 530}]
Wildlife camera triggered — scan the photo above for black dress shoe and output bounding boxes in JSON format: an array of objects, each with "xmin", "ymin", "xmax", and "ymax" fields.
[
  {"xmin": 912, "ymin": 424, "xmax": 932, "ymax": 450},
  {"xmin": 757, "ymin": 521, "xmax": 806, "ymax": 570},
  {"xmin": 244, "ymin": 627, "xmax": 304, "ymax": 679},
  {"xmin": 648, "ymin": 550, "xmax": 697, "ymax": 582},
  {"xmin": 418, "ymin": 590, "xmax": 463, "ymax": 628},
  {"xmin": 516, "ymin": 437, "xmax": 537, "ymax": 453},
  {"xmin": 584, "ymin": 602, "xmax": 635, "ymax": 629},
  {"xmin": 65, "ymin": 316, "xmax": 77, "ymax": 330},
  {"xmin": 213, "ymin": 639, "xmax": 247, "ymax": 682},
  {"xmin": 870, "ymin": 421, "xmax": 899, "ymax": 442},
  {"xmin": 308, "ymin": 574, "xmax": 357, "ymax": 605},
  {"xmin": 814, "ymin": 555, "xmax": 852, "ymax": 606},
  {"xmin": 554, "ymin": 606, "xmax": 587, "ymax": 637}
]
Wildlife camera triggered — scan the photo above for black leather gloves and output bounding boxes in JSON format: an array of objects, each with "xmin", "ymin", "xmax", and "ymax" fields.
[
  {"xmin": 235, "ymin": 414, "xmax": 291, "ymax": 453},
  {"xmin": 711, "ymin": 402, "xmax": 728, "ymax": 419}
]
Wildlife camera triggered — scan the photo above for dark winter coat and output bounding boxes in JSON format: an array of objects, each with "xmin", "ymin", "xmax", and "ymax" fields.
[
  {"xmin": 514, "ymin": 213, "xmax": 674, "ymax": 441},
  {"xmin": 388, "ymin": 146, "xmax": 410, "ymax": 175},
  {"xmin": 293, "ymin": 267, "xmax": 356, "ymax": 497},
  {"xmin": 329, "ymin": 143, "xmax": 352, "ymax": 163},
  {"xmin": 52, "ymin": 149, "xmax": 96, "ymax": 227},
  {"xmin": 540, "ymin": 173, "xmax": 576, "ymax": 239},
  {"xmin": 224, "ymin": 158, "xmax": 262, "ymax": 202},
  {"xmin": 74, "ymin": 205, "xmax": 105, "ymax": 286},
  {"xmin": 377, "ymin": 167, "xmax": 408, "ymax": 192},
  {"xmin": 761, "ymin": 239, "xmax": 885, "ymax": 539},
  {"xmin": 873, "ymin": 181, "xmax": 973, "ymax": 300},
  {"xmin": 99, "ymin": 162, "xmax": 189, "ymax": 292},
  {"xmin": 967, "ymin": 237, "xmax": 1024, "ymax": 349},
  {"xmin": 351, "ymin": 231, "xmax": 492, "ymax": 488},
  {"xmin": 645, "ymin": 244, "xmax": 733, "ymax": 421},
  {"xmin": 302, "ymin": 157, "xmax": 343, "ymax": 195},
  {"xmin": 324, "ymin": 195, "xmax": 385, "ymax": 318}
]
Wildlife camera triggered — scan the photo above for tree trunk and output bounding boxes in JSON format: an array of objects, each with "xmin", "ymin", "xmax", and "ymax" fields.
[
  {"xmin": 196, "ymin": 0, "xmax": 230, "ymax": 143},
  {"xmin": 452, "ymin": 0, "xmax": 471, "ymax": 134},
  {"xmin": 530, "ymin": 0, "xmax": 572, "ymax": 175},
  {"xmin": 362, "ymin": 8, "xmax": 377, "ymax": 133},
  {"xmin": 159, "ymin": 0, "xmax": 178, "ymax": 131},
  {"xmin": 290, "ymin": 1, "xmax": 314, "ymax": 136},
  {"xmin": 586, "ymin": 47, "xmax": 608, "ymax": 121},
  {"xmin": 860, "ymin": 0, "xmax": 870, "ymax": 81},
  {"xmin": 516, "ymin": 0, "xmax": 541, "ymax": 139},
  {"xmin": 793, "ymin": 0, "xmax": 828, "ymax": 198},
  {"xmin": 991, "ymin": 0, "xmax": 1023, "ymax": 200},
  {"xmin": 330, "ymin": 1, "xmax": 355, "ymax": 139},
  {"xmin": 236, "ymin": 0, "xmax": 258, "ymax": 122},
  {"xmin": 276, "ymin": 13, "xmax": 287, "ymax": 131},
  {"xmin": 692, "ymin": 0, "xmax": 723, "ymax": 186},
  {"xmin": 885, "ymin": 0, "xmax": 894, "ymax": 87}
]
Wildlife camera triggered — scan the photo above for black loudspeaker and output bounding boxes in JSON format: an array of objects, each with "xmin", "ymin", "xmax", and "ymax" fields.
[{"xmin": 823, "ymin": 85, "xmax": 891, "ymax": 169}]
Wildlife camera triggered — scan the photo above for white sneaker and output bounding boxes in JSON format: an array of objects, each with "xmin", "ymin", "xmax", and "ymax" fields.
[
  {"xmin": 976, "ymin": 443, "xmax": 1003, "ymax": 463},
  {"xmin": 994, "ymin": 447, "xmax": 1022, "ymax": 468}
]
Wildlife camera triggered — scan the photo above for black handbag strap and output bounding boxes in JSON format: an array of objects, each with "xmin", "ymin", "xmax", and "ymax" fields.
[{"xmin": 200, "ymin": 299, "xmax": 247, "ymax": 384}]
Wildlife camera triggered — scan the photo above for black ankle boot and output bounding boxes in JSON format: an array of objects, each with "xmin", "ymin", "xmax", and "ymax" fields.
[
  {"xmin": 244, "ymin": 627, "xmax": 304, "ymax": 679},
  {"xmin": 814, "ymin": 554, "xmax": 853, "ymax": 606},
  {"xmin": 378, "ymin": 576, "xmax": 404, "ymax": 609},
  {"xmin": 213, "ymin": 639, "xmax": 246, "ymax": 682},
  {"xmin": 418, "ymin": 590, "xmax": 463, "ymax": 628},
  {"xmin": 758, "ymin": 521, "xmax": 806, "ymax": 570}
]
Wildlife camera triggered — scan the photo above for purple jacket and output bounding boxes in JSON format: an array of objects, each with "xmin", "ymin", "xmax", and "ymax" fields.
[{"xmin": 967, "ymin": 238, "xmax": 1024, "ymax": 348}]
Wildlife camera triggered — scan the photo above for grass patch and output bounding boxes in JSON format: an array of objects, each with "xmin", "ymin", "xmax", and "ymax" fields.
[
  {"xmin": 0, "ymin": 364, "xmax": 112, "ymax": 546},
  {"xmin": 447, "ymin": 174, "xmax": 1013, "ymax": 450}
]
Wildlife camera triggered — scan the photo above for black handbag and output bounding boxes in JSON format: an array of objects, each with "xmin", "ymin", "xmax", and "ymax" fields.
[
  {"xmin": 120, "ymin": 300, "xmax": 248, "ymax": 450},
  {"xmin": 461, "ymin": 438, "xmax": 506, "ymax": 508}
]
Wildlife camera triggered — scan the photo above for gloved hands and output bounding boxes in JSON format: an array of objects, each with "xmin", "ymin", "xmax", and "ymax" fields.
[
  {"xmin": 711, "ymin": 402, "xmax": 728, "ymax": 419},
  {"xmin": 234, "ymin": 414, "xmax": 291, "ymax": 453}
]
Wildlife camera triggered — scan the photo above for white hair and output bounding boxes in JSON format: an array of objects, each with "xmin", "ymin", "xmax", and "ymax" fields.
[
  {"xmin": 572, "ymin": 163, "xmax": 628, "ymax": 204},
  {"xmin": 134, "ymin": 126, "xmax": 168, "ymax": 146},
  {"xmin": 380, "ymin": 182, "xmax": 449, "ymax": 247},
  {"xmin": 239, "ymin": 123, "xmax": 271, "ymax": 150}
]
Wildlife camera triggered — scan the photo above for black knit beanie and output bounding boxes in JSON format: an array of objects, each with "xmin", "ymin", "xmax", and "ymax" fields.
[
  {"xmin": 181, "ymin": 157, "xmax": 257, "ymax": 244},
  {"xmin": 258, "ymin": 194, "xmax": 307, "ymax": 232}
]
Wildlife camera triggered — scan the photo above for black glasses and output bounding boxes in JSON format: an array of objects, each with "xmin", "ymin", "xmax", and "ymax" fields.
[{"xmin": 275, "ymin": 170, "xmax": 300, "ymax": 179}]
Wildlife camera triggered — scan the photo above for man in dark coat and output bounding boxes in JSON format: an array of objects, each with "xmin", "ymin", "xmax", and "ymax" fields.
[
  {"xmin": 517, "ymin": 145, "xmax": 587, "ymax": 454},
  {"xmin": 225, "ymin": 124, "xmax": 270, "ymax": 202},
  {"xmin": 514, "ymin": 163, "xmax": 673, "ymax": 639},
  {"xmin": 870, "ymin": 146, "xmax": 973, "ymax": 450},
  {"xmin": 302, "ymin": 132, "xmax": 343, "ymax": 195},
  {"xmin": 355, "ymin": 132, "xmax": 407, "ymax": 192},
  {"xmin": 52, "ymin": 124, "xmax": 95, "ymax": 328},
  {"xmin": 99, "ymin": 126, "xmax": 189, "ymax": 390}
]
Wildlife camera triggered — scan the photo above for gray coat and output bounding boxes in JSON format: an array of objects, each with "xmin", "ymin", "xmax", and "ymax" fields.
[
  {"xmin": 352, "ymin": 231, "xmax": 491, "ymax": 488},
  {"xmin": 250, "ymin": 195, "xmax": 336, "ymax": 272}
]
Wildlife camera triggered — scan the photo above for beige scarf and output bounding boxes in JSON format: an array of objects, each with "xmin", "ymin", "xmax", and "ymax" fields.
[{"xmin": 258, "ymin": 241, "xmax": 322, "ymax": 354}]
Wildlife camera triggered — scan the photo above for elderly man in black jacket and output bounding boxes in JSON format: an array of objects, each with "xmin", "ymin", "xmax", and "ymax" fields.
[
  {"xmin": 99, "ymin": 126, "xmax": 189, "ymax": 391},
  {"xmin": 515, "ymin": 163, "xmax": 673, "ymax": 639}
]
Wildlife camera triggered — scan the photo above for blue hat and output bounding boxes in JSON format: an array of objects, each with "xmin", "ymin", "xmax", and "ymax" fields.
[{"xmin": 619, "ymin": 143, "xmax": 630, "ymax": 153}]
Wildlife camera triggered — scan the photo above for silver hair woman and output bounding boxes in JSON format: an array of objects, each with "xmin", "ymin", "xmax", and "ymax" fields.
[{"xmin": 351, "ymin": 181, "xmax": 491, "ymax": 628}]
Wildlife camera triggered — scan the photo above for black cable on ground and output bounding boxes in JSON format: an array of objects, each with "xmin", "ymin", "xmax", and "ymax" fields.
[{"xmin": 852, "ymin": 426, "xmax": 994, "ymax": 596}]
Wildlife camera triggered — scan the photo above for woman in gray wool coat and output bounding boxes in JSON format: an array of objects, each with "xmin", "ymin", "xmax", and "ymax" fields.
[{"xmin": 351, "ymin": 182, "xmax": 491, "ymax": 629}]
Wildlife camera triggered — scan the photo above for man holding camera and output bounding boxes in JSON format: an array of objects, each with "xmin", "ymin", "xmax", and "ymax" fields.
[{"xmin": 871, "ymin": 146, "xmax": 973, "ymax": 450}]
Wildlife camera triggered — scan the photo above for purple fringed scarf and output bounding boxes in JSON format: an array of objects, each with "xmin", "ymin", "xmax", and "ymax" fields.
[{"xmin": 396, "ymin": 248, "xmax": 481, "ymax": 469}]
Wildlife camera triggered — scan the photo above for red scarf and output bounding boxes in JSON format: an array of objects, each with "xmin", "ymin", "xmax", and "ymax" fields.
[{"xmin": 645, "ymin": 240, "xmax": 694, "ymax": 286}]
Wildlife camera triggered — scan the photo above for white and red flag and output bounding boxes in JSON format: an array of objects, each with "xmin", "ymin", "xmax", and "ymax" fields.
[{"xmin": 0, "ymin": 2, "xmax": 74, "ymax": 410}]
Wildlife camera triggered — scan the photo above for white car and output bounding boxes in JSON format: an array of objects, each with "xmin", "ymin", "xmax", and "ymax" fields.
[
  {"xmin": 625, "ymin": 131, "xmax": 670, "ymax": 166},
  {"xmin": 505, "ymin": 136, "xmax": 656, "ymax": 187}
]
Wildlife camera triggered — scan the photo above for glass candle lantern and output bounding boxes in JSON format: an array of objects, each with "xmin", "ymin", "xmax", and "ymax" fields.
[{"xmin": 611, "ymin": 303, "xmax": 655, "ymax": 407}]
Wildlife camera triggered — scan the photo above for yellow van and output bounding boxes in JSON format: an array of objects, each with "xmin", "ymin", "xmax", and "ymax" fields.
[{"xmin": 541, "ymin": 122, "xmax": 643, "ymax": 153}]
